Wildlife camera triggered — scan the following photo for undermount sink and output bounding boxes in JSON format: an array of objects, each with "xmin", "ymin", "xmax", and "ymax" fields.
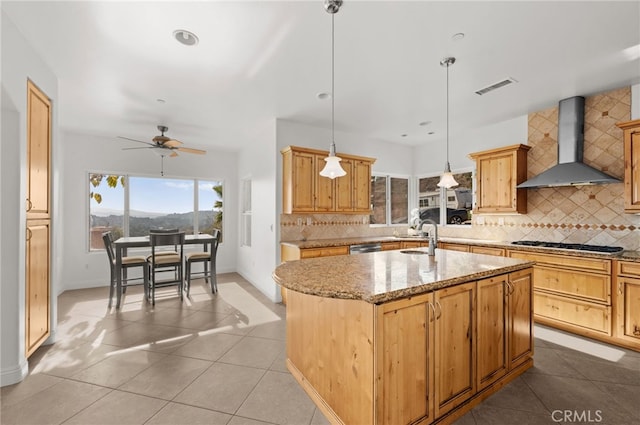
[
  {"xmin": 394, "ymin": 235, "xmax": 428, "ymax": 239},
  {"xmin": 400, "ymin": 250, "xmax": 430, "ymax": 255}
]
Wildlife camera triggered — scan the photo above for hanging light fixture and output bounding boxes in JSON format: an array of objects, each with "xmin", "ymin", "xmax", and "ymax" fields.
[
  {"xmin": 437, "ymin": 56, "xmax": 459, "ymax": 189},
  {"xmin": 319, "ymin": 0, "xmax": 346, "ymax": 179}
]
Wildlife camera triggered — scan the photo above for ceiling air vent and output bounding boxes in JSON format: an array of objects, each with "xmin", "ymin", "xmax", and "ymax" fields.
[{"xmin": 475, "ymin": 77, "xmax": 518, "ymax": 95}]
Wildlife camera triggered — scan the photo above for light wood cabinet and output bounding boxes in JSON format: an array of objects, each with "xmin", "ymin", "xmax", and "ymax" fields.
[
  {"xmin": 614, "ymin": 261, "xmax": 640, "ymax": 350},
  {"xmin": 401, "ymin": 240, "xmax": 429, "ymax": 249},
  {"xmin": 26, "ymin": 220, "xmax": 50, "ymax": 356},
  {"xmin": 439, "ymin": 242, "xmax": 469, "ymax": 252},
  {"xmin": 470, "ymin": 245, "xmax": 505, "ymax": 256},
  {"xmin": 282, "ymin": 146, "xmax": 375, "ymax": 214},
  {"xmin": 477, "ymin": 269, "xmax": 532, "ymax": 391},
  {"xmin": 25, "ymin": 80, "xmax": 51, "ymax": 357},
  {"xmin": 469, "ymin": 144, "xmax": 530, "ymax": 214},
  {"xmin": 381, "ymin": 241, "xmax": 401, "ymax": 251},
  {"xmin": 616, "ymin": 119, "xmax": 640, "ymax": 212},
  {"xmin": 508, "ymin": 250, "xmax": 613, "ymax": 338}
]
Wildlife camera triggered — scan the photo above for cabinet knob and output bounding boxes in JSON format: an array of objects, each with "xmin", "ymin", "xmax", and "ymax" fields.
[
  {"xmin": 26, "ymin": 198, "xmax": 33, "ymax": 212},
  {"xmin": 633, "ymin": 326, "xmax": 640, "ymax": 336}
]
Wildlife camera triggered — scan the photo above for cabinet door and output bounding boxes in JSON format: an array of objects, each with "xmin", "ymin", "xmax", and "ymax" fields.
[
  {"xmin": 290, "ymin": 151, "xmax": 315, "ymax": 212},
  {"xmin": 433, "ymin": 282, "xmax": 475, "ymax": 417},
  {"xmin": 615, "ymin": 276, "xmax": 640, "ymax": 346},
  {"xmin": 335, "ymin": 158, "xmax": 354, "ymax": 211},
  {"xmin": 619, "ymin": 120, "xmax": 640, "ymax": 212},
  {"xmin": 477, "ymin": 153, "xmax": 514, "ymax": 212},
  {"xmin": 314, "ymin": 154, "xmax": 334, "ymax": 211},
  {"xmin": 26, "ymin": 220, "xmax": 50, "ymax": 356},
  {"xmin": 439, "ymin": 243, "xmax": 469, "ymax": 252},
  {"xmin": 477, "ymin": 275, "xmax": 508, "ymax": 390},
  {"xmin": 378, "ymin": 296, "xmax": 433, "ymax": 425},
  {"xmin": 470, "ymin": 246, "xmax": 505, "ymax": 256},
  {"xmin": 508, "ymin": 268, "xmax": 533, "ymax": 370},
  {"xmin": 26, "ymin": 80, "xmax": 52, "ymax": 219},
  {"xmin": 353, "ymin": 160, "xmax": 372, "ymax": 212}
]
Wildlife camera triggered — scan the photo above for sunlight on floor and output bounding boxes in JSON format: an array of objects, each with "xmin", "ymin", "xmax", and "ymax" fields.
[{"xmin": 535, "ymin": 325, "xmax": 626, "ymax": 362}]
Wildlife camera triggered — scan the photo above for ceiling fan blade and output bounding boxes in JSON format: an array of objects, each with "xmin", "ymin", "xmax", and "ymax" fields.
[
  {"xmin": 122, "ymin": 146, "xmax": 153, "ymax": 151},
  {"xmin": 163, "ymin": 139, "xmax": 183, "ymax": 148},
  {"xmin": 117, "ymin": 136, "xmax": 154, "ymax": 146},
  {"xmin": 170, "ymin": 151, "xmax": 179, "ymax": 157},
  {"xmin": 176, "ymin": 147, "xmax": 207, "ymax": 155}
]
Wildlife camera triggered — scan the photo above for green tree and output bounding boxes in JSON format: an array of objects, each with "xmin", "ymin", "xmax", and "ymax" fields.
[{"xmin": 213, "ymin": 184, "xmax": 223, "ymax": 226}]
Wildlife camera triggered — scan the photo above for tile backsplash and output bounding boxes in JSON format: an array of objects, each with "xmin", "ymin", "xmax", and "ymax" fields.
[{"xmin": 280, "ymin": 87, "xmax": 640, "ymax": 251}]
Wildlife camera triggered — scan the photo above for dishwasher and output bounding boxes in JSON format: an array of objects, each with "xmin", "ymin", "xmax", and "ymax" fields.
[{"xmin": 349, "ymin": 242, "xmax": 382, "ymax": 254}]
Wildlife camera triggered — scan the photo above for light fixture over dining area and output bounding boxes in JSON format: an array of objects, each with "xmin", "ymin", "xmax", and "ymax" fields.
[
  {"xmin": 437, "ymin": 56, "xmax": 459, "ymax": 189},
  {"xmin": 319, "ymin": 0, "xmax": 347, "ymax": 179}
]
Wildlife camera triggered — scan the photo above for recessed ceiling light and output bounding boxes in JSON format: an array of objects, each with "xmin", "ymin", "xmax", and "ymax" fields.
[
  {"xmin": 173, "ymin": 29, "xmax": 199, "ymax": 46},
  {"xmin": 452, "ymin": 32, "xmax": 465, "ymax": 41},
  {"xmin": 401, "ymin": 134, "xmax": 407, "ymax": 137},
  {"xmin": 317, "ymin": 92, "xmax": 331, "ymax": 100},
  {"xmin": 428, "ymin": 131, "xmax": 435, "ymax": 135},
  {"xmin": 156, "ymin": 98, "xmax": 166, "ymax": 104},
  {"xmin": 419, "ymin": 121, "xmax": 432, "ymax": 127}
]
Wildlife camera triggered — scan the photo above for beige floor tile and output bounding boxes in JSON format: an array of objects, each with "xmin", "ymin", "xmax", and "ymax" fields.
[
  {"xmin": 55, "ymin": 312, "xmax": 130, "ymax": 343},
  {"xmin": 247, "ymin": 319, "xmax": 286, "ymax": 341},
  {"xmin": 218, "ymin": 336, "xmax": 284, "ymax": 369},
  {"xmin": 0, "ymin": 379, "xmax": 111, "ymax": 425},
  {"xmin": 174, "ymin": 362, "xmax": 265, "ymax": 414},
  {"xmin": 0, "ymin": 373, "xmax": 63, "ymax": 408},
  {"xmin": 227, "ymin": 416, "xmax": 274, "ymax": 425},
  {"xmin": 236, "ymin": 370, "xmax": 316, "ymax": 424},
  {"xmin": 29, "ymin": 339, "xmax": 121, "ymax": 378},
  {"xmin": 171, "ymin": 331, "xmax": 243, "ymax": 361},
  {"xmin": 146, "ymin": 402, "xmax": 232, "ymax": 425},
  {"xmin": 166, "ymin": 309, "xmax": 230, "ymax": 331},
  {"xmin": 269, "ymin": 350, "xmax": 289, "ymax": 373},
  {"xmin": 310, "ymin": 408, "xmax": 331, "ymax": 425},
  {"xmin": 62, "ymin": 390, "xmax": 167, "ymax": 425},
  {"xmin": 70, "ymin": 349, "xmax": 167, "ymax": 388},
  {"xmin": 119, "ymin": 354, "xmax": 212, "ymax": 399}
]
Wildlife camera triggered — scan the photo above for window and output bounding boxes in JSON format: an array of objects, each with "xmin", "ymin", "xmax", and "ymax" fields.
[
  {"xmin": 88, "ymin": 173, "xmax": 224, "ymax": 250},
  {"xmin": 370, "ymin": 174, "xmax": 409, "ymax": 225},
  {"xmin": 240, "ymin": 178, "xmax": 251, "ymax": 247},
  {"xmin": 417, "ymin": 171, "xmax": 473, "ymax": 225}
]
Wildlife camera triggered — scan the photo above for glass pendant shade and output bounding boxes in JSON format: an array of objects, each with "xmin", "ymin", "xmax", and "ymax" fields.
[
  {"xmin": 437, "ymin": 161, "xmax": 459, "ymax": 188},
  {"xmin": 320, "ymin": 155, "xmax": 346, "ymax": 179}
]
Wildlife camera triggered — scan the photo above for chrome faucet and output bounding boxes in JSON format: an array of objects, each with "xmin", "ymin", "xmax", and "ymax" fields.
[{"xmin": 418, "ymin": 218, "xmax": 438, "ymax": 256}]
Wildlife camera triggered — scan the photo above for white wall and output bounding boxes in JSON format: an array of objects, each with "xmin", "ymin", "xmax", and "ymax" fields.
[
  {"xmin": 413, "ymin": 115, "xmax": 528, "ymax": 176},
  {"xmin": 236, "ymin": 122, "xmax": 279, "ymax": 301},
  {"xmin": 59, "ymin": 131, "xmax": 239, "ymax": 291},
  {"xmin": 1, "ymin": 11, "xmax": 59, "ymax": 386}
]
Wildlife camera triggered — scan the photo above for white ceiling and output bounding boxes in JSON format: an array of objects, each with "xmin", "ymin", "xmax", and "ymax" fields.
[{"xmin": 3, "ymin": 1, "xmax": 639, "ymax": 153}]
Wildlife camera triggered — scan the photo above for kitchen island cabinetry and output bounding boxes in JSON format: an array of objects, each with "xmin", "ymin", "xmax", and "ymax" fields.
[
  {"xmin": 468, "ymin": 144, "xmax": 530, "ymax": 214},
  {"xmin": 274, "ymin": 250, "xmax": 534, "ymax": 425},
  {"xmin": 614, "ymin": 261, "xmax": 640, "ymax": 350},
  {"xmin": 616, "ymin": 119, "xmax": 640, "ymax": 212},
  {"xmin": 281, "ymin": 146, "xmax": 375, "ymax": 214}
]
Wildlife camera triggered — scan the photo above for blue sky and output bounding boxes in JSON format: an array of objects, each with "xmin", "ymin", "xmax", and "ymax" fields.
[{"xmin": 90, "ymin": 175, "xmax": 222, "ymax": 215}]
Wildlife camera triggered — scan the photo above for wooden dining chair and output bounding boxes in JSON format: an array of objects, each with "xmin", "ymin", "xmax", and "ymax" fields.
[
  {"xmin": 148, "ymin": 230, "xmax": 185, "ymax": 305},
  {"xmin": 102, "ymin": 231, "xmax": 149, "ymax": 308},
  {"xmin": 185, "ymin": 229, "xmax": 221, "ymax": 296}
]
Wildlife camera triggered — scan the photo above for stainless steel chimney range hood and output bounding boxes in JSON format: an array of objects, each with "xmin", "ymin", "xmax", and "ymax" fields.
[{"xmin": 517, "ymin": 96, "xmax": 621, "ymax": 189}]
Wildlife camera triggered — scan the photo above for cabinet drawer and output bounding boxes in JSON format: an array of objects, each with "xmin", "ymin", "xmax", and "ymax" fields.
[
  {"xmin": 617, "ymin": 260, "xmax": 640, "ymax": 277},
  {"xmin": 440, "ymin": 243, "xmax": 469, "ymax": 252},
  {"xmin": 381, "ymin": 242, "xmax": 402, "ymax": 251},
  {"xmin": 300, "ymin": 246, "xmax": 349, "ymax": 259},
  {"xmin": 535, "ymin": 266, "xmax": 610, "ymax": 304},
  {"xmin": 534, "ymin": 292, "xmax": 611, "ymax": 335},
  {"xmin": 470, "ymin": 246, "xmax": 505, "ymax": 257},
  {"xmin": 509, "ymin": 250, "xmax": 611, "ymax": 273}
]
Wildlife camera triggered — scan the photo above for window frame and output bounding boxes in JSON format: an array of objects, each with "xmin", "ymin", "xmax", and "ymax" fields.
[
  {"xmin": 415, "ymin": 167, "xmax": 474, "ymax": 227},
  {"xmin": 87, "ymin": 171, "xmax": 225, "ymax": 252},
  {"xmin": 369, "ymin": 172, "xmax": 412, "ymax": 227}
]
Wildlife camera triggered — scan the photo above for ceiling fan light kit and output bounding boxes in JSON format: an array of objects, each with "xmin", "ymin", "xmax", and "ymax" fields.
[
  {"xmin": 319, "ymin": 0, "xmax": 347, "ymax": 180},
  {"xmin": 437, "ymin": 56, "xmax": 459, "ymax": 189}
]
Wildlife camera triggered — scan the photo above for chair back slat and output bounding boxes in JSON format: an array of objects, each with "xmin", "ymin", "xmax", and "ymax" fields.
[{"xmin": 102, "ymin": 232, "xmax": 115, "ymax": 265}]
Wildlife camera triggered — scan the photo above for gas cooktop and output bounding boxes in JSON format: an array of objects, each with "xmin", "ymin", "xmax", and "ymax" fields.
[{"xmin": 511, "ymin": 240, "xmax": 624, "ymax": 254}]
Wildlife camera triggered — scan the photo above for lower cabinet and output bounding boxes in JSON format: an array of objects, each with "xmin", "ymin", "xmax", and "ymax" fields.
[
  {"xmin": 614, "ymin": 261, "xmax": 640, "ymax": 350},
  {"xmin": 438, "ymin": 242, "xmax": 469, "ymax": 252},
  {"xmin": 26, "ymin": 219, "xmax": 50, "ymax": 356},
  {"xmin": 477, "ymin": 269, "xmax": 533, "ymax": 391}
]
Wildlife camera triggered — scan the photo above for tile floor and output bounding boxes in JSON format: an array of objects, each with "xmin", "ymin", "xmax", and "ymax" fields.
[{"xmin": 1, "ymin": 273, "xmax": 639, "ymax": 425}]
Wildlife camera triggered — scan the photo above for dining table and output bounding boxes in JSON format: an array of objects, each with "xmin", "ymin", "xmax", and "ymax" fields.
[{"xmin": 113, "ymin": 233, "xmax": 216, "ymax": 308}]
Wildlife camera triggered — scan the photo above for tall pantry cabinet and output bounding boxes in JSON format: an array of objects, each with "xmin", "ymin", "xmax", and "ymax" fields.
[{"xmin": 25, "ymin": 80, "xmax": 52, "ymax": 357}]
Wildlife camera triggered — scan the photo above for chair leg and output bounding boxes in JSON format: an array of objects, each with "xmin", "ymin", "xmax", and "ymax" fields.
[
  {"xmin": 108, "ymin": 269, "xmax": 115, "ymax": 308},
  {"xmin": 143, "ymin": 264, "xmax": 150, "ymax": 302},
  {"xmin": 211, "ymin": 262, "xmax": 217, "ymax": 294},
  {"xmin": 185, "ymin": 260, "xmax": 191, "ymax": 297},
  {"xmin": 204, "ymin": 262, "xmax": 209, "ymax": 284}
]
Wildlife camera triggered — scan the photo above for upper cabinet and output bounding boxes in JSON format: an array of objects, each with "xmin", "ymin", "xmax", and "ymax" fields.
[
  {"xmin": 469, "ymin": 144, "xmax": 530, "ymax": 214},
  {"xmin": 616, "ymin": 119, "xmax": 640, "ymax": 213},
  {"xmin": 26, "ymin": 80, "xmax": 52, "ymax": 220},
  {"xmin": 282, "ymin": 146, "xmax": 376, "ymax": 214}
]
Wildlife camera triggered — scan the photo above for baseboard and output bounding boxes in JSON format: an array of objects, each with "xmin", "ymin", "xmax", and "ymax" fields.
[{"xmin": 0, "ymin": 358, "xmax": 28, "ymax": 387}]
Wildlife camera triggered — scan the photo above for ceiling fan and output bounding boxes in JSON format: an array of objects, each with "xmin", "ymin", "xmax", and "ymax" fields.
[{"xmin": 118, "ymin": 125, "xmax": 207, "ymax": 157}]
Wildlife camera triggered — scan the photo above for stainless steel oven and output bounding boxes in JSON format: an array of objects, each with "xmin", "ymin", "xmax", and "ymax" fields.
[{"xmin": 349, "ymin": 242, "xmax": 382, "ymax": 254}]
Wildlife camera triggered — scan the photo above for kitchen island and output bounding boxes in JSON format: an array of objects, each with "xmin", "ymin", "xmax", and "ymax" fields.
[{"xmin": 273, "ymin": 248, "xmax": 536, "ymax": 425}]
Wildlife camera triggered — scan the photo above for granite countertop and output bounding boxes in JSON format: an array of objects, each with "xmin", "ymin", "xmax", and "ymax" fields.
[
  {"xmin": 281, "ymin": 236, "xmax": 638, "ymax": 261},
  {"xmin": 273, "ymin": 249, "xmax": 535, "ymax": 304}
]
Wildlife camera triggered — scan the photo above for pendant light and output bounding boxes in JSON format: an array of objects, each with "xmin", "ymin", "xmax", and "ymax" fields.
[
  {"xmin": 319, "ymin": 0, "xmax": 346, "ymax": 179},
  {"xmin": 437, "ymin": 57, "xmax": 459, "ymax": 188}
]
